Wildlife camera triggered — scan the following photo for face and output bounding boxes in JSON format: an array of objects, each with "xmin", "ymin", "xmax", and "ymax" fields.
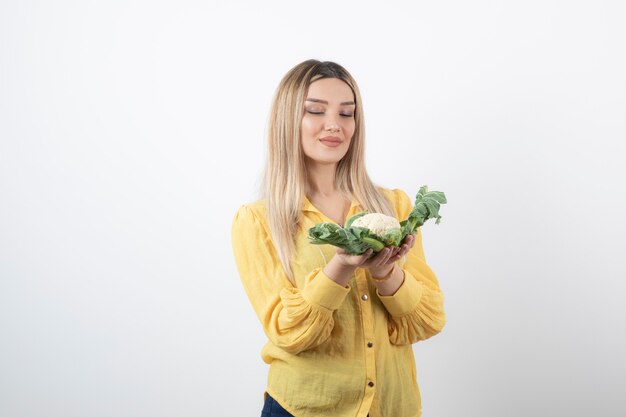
[{"xmin": 300, "ymin": 78, "xmax": 356, "ymax": 166}]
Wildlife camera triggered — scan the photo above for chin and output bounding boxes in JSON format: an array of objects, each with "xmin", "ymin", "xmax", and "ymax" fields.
[{"xmin": 306, "ymin": 154, "xmax": 344, "ymax": 165}]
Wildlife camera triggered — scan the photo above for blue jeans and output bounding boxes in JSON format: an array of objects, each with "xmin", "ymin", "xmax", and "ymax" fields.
[
  {"xmin": 261, "ymin": 392, "xmax": 294, "ymax": 417},
  {"xmin": 261, "ymin": 392, "xmax": 370, "ymax": 417}
]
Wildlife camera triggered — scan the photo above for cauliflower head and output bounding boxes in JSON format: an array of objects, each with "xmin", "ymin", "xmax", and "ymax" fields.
[{"xmin": 351, "ymin": 213, "xmax": 401, "ymax": 237}]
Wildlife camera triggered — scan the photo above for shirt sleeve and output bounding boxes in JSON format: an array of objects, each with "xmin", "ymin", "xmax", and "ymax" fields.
[
  {"xmin": 376, "ymin": 189, "xmax": 446, "ymax": 345},
  {"xmin": 231, "ymin": 204, "xmax": 351, "ymax": 355}
]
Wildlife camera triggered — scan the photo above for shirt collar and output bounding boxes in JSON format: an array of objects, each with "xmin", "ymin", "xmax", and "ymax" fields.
[{"xmin": 302, "ymin": 195, "xmax": 363, "ymax": 223}]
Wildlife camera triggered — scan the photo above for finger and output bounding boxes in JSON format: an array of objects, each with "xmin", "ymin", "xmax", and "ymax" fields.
[
  {"xmin": 358, "ymin": 248, "xmax": 374, "ymax": 264},
  {"xmin": 385, "ymin": 248, "xmax": 392, "ymax": 264},
  {"xmin": 380, "ymin": 247, "xmax": 395, "ymax": 266},
  {"xmin": 370, "ymin": 247, "xmax": 390, "ymax": 266},
  {"xmin": 371, "ymin": 247, "xmax": 387, "ymax": 259}
]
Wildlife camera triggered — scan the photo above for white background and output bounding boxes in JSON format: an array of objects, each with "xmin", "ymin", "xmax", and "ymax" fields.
[{"xmin": 1, "ymin": 1, "xmax": 625, "ymax": 416}]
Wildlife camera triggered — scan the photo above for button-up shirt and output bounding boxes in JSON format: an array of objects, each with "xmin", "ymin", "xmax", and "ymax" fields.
[{"xmin": 231, "ymin": 187, "xmax": 446, "ymax": 417}]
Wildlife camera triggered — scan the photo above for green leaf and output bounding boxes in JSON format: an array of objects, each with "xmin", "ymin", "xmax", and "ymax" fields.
[
  {"xmin": 400, "ymin": 185, "xmax": 448, "ymax": 241},
  {"xmin": 382, "ymin": 228, "xmax": 403, "ymax": 246}
]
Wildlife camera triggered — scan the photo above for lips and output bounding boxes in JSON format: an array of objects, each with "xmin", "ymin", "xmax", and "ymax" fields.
[
  {"xmin": 320, "ymin": 138, "xmax": 342, "ymax": 148},
  {"xmin": 319, "ymin": 136, "xmax": 342, "ymax": 143}
]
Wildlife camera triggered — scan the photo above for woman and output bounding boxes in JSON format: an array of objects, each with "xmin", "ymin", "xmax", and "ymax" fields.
[{"xmin": 231, "ymin": 59, "xmax": 446, "ymax": 417}]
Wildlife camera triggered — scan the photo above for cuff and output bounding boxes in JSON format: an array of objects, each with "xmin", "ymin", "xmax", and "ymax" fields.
[
  {"xmin": 377, "ymin": 269, "xmax": 424, "ymax": 317},
  {"xmin": 301, "ymin": 269, "xmax": 351, "ymax": 312}
]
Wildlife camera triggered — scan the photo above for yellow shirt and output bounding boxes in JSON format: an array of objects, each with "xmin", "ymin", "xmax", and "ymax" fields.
[{"xmin": 231, "ymin": 188, "xmax": 445, "ymax": 417}]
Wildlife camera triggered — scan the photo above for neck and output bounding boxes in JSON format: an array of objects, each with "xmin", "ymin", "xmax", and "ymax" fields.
[{"xmin": 305, "ymin": 160, "xmax": 339, "ymax": 197}]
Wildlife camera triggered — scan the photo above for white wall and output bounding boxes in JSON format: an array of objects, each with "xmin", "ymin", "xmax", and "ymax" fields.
[{"xmin": 1, "ymin": 1, "xmax": 625, "ymax": 416}]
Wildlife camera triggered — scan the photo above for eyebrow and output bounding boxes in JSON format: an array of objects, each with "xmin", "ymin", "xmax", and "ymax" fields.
[{"xmin": 306, "ymin": 98, "xmax": 355, "ymax": 106}]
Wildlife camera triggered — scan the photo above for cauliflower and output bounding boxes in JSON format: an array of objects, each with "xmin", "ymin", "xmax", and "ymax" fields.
[
  {"xmin": 308, "ymin": 185, "xmax": 447, "ymax": 254},
  {"xmin": 351, "ymin": 213, "xmax": 401, "ymax": 237}
]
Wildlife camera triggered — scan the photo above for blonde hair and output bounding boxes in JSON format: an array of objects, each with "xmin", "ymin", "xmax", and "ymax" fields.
[{"xmin": 260, "ymin": 59, "xmax": 394, "ymax": 284}]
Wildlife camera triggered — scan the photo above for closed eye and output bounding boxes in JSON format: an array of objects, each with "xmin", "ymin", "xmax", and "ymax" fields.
[{"xmin": 306, "ymin": 111, "xmax": 354, "ymax": 117}]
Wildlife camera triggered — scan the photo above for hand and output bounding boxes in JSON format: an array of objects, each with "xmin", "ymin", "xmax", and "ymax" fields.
[
  {"xmin": 367, "ymin": 233, "xmax": 417, "ymax": 277},
  {"xmin": 334, "ymin": 247, "xmax": 376, "ymax": 268},
  {"xmin": 334, "ymin": 233, "xmax": 417, "ymax": 274}
]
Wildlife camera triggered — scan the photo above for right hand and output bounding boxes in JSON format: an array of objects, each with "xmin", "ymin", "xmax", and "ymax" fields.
[
  {"xmin": 333, "ymin": 247, "xmax": 374, "ymax": 267},
  {"xmin": 325, "ymin": 246, "xmax": 400, "ymax": 287},
  {"xmin": 334, "ymin": 246, "xmax": 401, "ymax": 268}
]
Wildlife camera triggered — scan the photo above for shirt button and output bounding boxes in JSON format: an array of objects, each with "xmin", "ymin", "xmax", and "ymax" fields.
[
  {"xmin": 368, "ymin": 381, "xmax": 375, "ymax": 387},
  {"xmin": 367, "ymin": 341, "xmax": 373, "ymax": 348},
  {"xmin": 361, "ymin": 294, "xmax": 369, "ymax": 301}
]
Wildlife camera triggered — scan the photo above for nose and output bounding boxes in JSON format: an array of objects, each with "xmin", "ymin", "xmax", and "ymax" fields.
[{"xmin": 324, "ymin": 115, "xmax": 340, "ymax": 132}]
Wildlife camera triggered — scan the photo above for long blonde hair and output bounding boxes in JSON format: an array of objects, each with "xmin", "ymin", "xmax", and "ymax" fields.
[{"xmin": 260, "ymin": 59, "xmax": 394, "ymax": 284}]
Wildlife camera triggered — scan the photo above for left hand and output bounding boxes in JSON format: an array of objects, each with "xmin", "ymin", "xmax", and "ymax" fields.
[{"xmin": 368, "ymin": 233, "xmax": 416, "ymax": 277}]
